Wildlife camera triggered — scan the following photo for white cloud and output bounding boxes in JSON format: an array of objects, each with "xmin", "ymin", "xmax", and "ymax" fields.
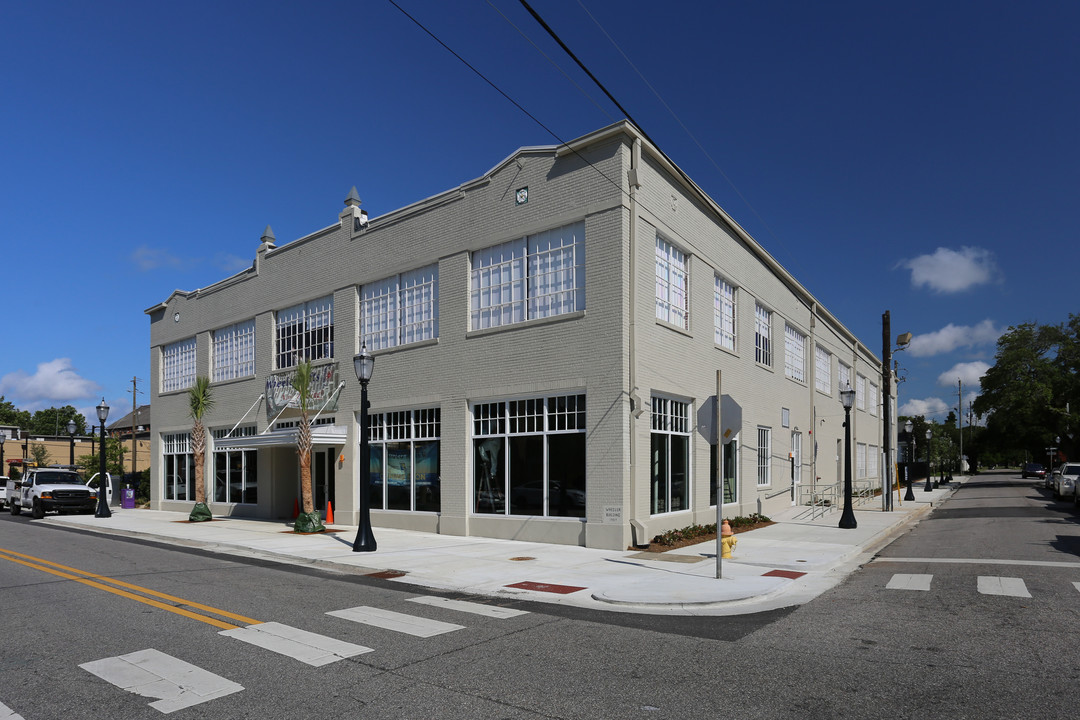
[
  {"xmin": 215, "ymin": 253, "xmax": 251, "ymax": 273},
  {"xmin": 132, "ymin": 245, "xmax": 195, "ymax": 272},
  {"xmin": 901, "ymin": 246, "xmax": 998, "ymax": 293},
  {"xmin": 0, "ymin": 358, "xmax": 102, "ymax": 409},
  {"xmin": 937, "ymin": 361, "xmax": 991, "ymax": 389},
  {"xmin": 899, "ymin": 397, "xmax": 950, "ymax": 417},
  {"xmin": 908, "ymin": 319, "xmax": 1001, "ymax": 357}
]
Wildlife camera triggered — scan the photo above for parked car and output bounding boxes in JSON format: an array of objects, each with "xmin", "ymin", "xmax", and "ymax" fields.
[
  {"xmin": 1052, "ymin": 463, "xmax": 1080, "ymax": 502},
  {"xmin": 1022, "ymin": 462, "xmax": 1045, "ymax": 480}
]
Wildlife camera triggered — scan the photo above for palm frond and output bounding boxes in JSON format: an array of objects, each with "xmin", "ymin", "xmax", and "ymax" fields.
[{"xmin": 188, "ymin": 376, "xmax": 215, "ymax": 421}]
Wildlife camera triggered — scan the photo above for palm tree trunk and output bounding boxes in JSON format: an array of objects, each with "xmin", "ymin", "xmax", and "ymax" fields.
[
  {"xmin": 192, "ymin": 419, "xmax": 206, "ymax": 504},
  {"xmin": 298, "ymin": 421, "xmax": 313, "ymax": 514}
]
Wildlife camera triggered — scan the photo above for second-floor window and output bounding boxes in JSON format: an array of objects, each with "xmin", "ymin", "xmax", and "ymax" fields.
[
  {"xmin": 714, "ymin": 276, "xmax": 736, "ymax": 350},
  {"xmin": 815, "ymin": 345, "xmax": 832, "ymax": 394},
  {"xmin": 162, "ymin": 337, "xmax": 196, "ymax": 393},
  {"xmin": 784, "ymin": 324, "xmax": 806, "ymax": 382},
  {"xmin": 275, "ymin": 295, "xmax": 333, "ymax": 369},
  {"xmin": 655, "ymin": 236, "xmax": 688, "ymax": 329},
  {"xmin": 361, "ymin": 265, "xmax": 439, "ymax": 350},
  {"xmin": 755, "ymin": 304, "xmax": 772, "ymax": 366},
  {"xmin": 212, "ymin": 319, "xmax": 255, "ymax": 382},
  {"xmin": 471, "ymin": 221, "xmax": 584, "ymax": 330}
]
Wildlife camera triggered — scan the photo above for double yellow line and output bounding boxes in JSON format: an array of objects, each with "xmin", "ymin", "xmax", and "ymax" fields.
[{"xmin": 0, "ymin": 548, "xmax": 260, "ymax": 631}]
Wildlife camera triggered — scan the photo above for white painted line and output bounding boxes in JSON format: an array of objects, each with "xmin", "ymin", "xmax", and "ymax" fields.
[
  {"xmin": 1073, "ymin": 582, "xmax": 1080, "ymax": 594},
  {"xmin": 220, "ymin": 622, "xmax": 373, "ymax": 666},
  {"xmin": 80, "ymin": 648, "xmax": 243, "ymax": 714},
  {"xmin": 886, "ymin": 573, "xmax": 932, "ymax": 591},
  {"xmin": 327, "ymin": 606, "xmax": 465, "ymax": 637},
  {"xmin": 0, "ymin": 700, "xmax": 25, "ymax": 719},
  {"xmin": 874, "ymin": 557, "xmax": 1080, "ymax": 568},
  {"xmin": 977, "ymin": 576, "xmax": 1031, "ymax": 598},
  {"xmin": 407, "ymin": 596, "xmax": 529, "ymax": 618}
]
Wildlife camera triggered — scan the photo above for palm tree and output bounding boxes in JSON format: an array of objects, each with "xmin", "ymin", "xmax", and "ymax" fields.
[
  {"xmin": 188, "ymin": 376, "xmax": 214, "ymax": 522},
  {"xmin": 292, "ymin": 359, "xmax": 324, "ymax": 533}
]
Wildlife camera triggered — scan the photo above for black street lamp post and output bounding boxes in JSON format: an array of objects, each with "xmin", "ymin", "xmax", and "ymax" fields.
[
  {"xmin": 352, "ymin": 344, "xmax": 377, "ymax": 552},
  {"xmin": 904, "ymin": 420, "xmax": 915, "ymax": 501},
  {"xmin": 96, "ymin": 399, "xmax": 111, "ymax": 518},
  {"xmin": 67, "ymin": 419, "xmax": 76, "ymax": 465},
  {"xmin": 924, "ymin": 428, "xmax": 933, "ymax": 492},
  {"xmin": 839, "ymin": 383, "xmax": 857, "ymax": 529},
  {"xmin": 90, "ymin": 426, "xmax": 96, "ymax": 458},
  {"xmin": 0, "ymin": 430, "xmax": 6, "ymax": 473}
]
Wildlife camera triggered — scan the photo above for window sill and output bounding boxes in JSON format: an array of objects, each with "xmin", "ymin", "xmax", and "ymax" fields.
[
  {"xmin": 368, "ymin": 337, "xmax": 439, "ymax": 357},
  {"xmin": 467, "ymin": 310, "xmax": 584, "ymax": 339},
  {"xmin": 655, "ymin": 319, "xmax": 692, "ymax": 338}
]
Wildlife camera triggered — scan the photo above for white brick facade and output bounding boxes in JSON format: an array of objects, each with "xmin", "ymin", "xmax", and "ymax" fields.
[{"xmin": 146, "ymin": 122, "xmax": 884, "ymax": 550}]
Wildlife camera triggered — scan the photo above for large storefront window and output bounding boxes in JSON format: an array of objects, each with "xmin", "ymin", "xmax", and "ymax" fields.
[
  {"xmin": 275, "ymin": 295, "xmax": 334, "ymax": 369},
  {"xmin": 367, "ymin": 408, "xmax": 440, "ymax": 512},
  {"xmin": 212, "ymin": 427, "xmax": 257, "ymax": 504},
  {"xmin": 710, "ymin": 437, "xmax": 739, "ymax": 506},
  {"xmin": 163, "ymin": 432, "xmax": 193, "ymax": 501},
  {"xmin": 651, "ymin": 396, "xmax": 689, "ymax": 514},
  {"xmin": 472, "ymin": 394, "xmax": 586, "ymax": 518}
]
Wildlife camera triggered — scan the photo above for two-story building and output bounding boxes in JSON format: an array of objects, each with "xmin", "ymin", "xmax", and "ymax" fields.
[{"xmin": 146, "ymin": 120, "xmax": 885, "ymax": 551}]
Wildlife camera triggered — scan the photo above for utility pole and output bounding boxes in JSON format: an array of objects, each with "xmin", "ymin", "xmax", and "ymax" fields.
[
  {"xmin": 128, "ymin": 377, "xmax": 144, "ymax": 481},
  {"xmin": 958, "ymin": 378, "xmax": 963, "ymax": 478},
  {"xmin": 881, "ymin": 311, "xmax": 894, "ymax": 511}
]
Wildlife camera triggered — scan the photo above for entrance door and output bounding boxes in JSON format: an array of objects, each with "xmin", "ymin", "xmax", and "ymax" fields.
[{"xmin": 313, "ymin": 448, "xmax": 336, "ymax": 519}]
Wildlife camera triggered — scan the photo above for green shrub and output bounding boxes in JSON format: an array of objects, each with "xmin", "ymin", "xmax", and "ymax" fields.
[{"xmin": 650, "ymin": 513, "xmax": 771, "ymax": 546}]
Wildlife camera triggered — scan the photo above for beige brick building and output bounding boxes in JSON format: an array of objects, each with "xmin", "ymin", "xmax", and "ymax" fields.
[{"xmin": 146, "ymin": 121, "xmax": 886, "ymax": 551}]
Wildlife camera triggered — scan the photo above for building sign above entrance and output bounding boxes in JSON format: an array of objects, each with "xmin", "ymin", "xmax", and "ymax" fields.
[{"xmin": 266, "ymin": 363, "xmax": 340, "ymax": 418}]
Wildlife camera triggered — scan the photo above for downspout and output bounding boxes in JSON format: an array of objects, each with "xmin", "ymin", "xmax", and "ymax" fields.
[{"xmin": 627, "ymin": 137, "xmax": 647, "ymax": 546}]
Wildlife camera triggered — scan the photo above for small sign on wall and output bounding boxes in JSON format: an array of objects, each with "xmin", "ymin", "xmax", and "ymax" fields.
[{"xmin": 603, "ymin": 505, "xmax": 622, "ymax": 523}]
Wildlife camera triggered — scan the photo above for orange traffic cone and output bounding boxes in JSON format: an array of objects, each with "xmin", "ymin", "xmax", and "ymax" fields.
[
  {"xmin": 292, "ymin": 498, "xmax": 300, "ymax": 519},
  {"xmin": 326, "ymin": 501, "xmax": 334, "ymax": 525}
]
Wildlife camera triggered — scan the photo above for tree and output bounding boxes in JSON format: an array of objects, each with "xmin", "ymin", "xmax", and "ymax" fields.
[
  {"xmin": 187, "ymin": 376, "xmax": 214, "ymax": 521},
  {"xmin": 0, "ymin": 396, "xmax": 31, "ymax": 430},
  {"xmin": 28, "ymin": 406, "xmax": 86, "ymax": 436},
  {"xmin": 974, "ymin": 322, "xmax": 1058, "ymax": 461},
  {"xmin": 78, "ymin": 437, "xmax": 127, "ymax": 478},
  {"xmin": 30, "ymin": 442, "xmax": 51, "ymax": 467},
  {"xmin": 292, "ymin": 360, "xmax": 324, "ymax": 533}
]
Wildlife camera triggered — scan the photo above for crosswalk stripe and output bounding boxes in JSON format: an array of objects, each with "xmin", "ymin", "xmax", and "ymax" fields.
[
  {"xmin": 327, "ymin": 606, "xmax": 465, "ymax": 637},
  {"xmin": 977, "ymin": 576, "xmax": 1031, "ymax": 598},
  {"xmin": 406, "ymin": 596, "xmax": 529, "ymax": 618},
  {"xmin": 886, "ymin": 574, "xmax": 932, "ymax": 591},
  {"xmin": 220, "ymin": 622, "xmax": 373, "ymax": 666},
  {"xmin": 0, "ymin": 700, "xmax": 26, "ymax": 719},
  {"xmin": 1073, "ymin": 582, "xmax": 1080, "ymax": 594},
  {"xmin": 80, "ymin": 648, "xmax": 243, "ymax": 714}
]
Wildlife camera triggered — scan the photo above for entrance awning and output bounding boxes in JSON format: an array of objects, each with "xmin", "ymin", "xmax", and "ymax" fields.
[{"xmin": 213, "ymin": 426, "xmax": 348, "ymax": 450}]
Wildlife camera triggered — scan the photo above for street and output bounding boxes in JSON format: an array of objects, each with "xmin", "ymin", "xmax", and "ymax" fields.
[{"xmin": 2, "ymin": 469, "xmax": 1078, "ymax": 719}]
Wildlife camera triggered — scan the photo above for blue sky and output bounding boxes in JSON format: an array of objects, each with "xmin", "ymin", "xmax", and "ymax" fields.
[{"xmin": 2, "ymin": 0, "xmax": 1076, "ymax": 428}]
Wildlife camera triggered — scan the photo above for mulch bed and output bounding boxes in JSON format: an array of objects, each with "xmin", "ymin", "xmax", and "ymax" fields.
[{"xmin": 632, "ymin": 519, "xmax": 776, "ymax": 553}]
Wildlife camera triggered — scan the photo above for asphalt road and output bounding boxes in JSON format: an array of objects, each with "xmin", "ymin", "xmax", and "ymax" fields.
[{"xmin": 2, "ymin": 469, "xmax": 1076, "ymax": 719}]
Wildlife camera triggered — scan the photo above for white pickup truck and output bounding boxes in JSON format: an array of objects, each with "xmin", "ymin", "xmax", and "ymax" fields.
[{"xmin": 7, "ymin": 468, "xmax": 98, "ymax": 518}]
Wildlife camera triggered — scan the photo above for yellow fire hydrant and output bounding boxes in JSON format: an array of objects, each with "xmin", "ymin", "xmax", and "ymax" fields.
[{"xmin": 720, "ymin": 519, "xmax": 737, "ymax": 559}]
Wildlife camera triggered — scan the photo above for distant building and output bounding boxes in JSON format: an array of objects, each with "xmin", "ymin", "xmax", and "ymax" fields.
[
  {"xmin": 146, "ymin": 121, "xmax": 886, "ymax": 550},
  {"xmin": 107, "ymin": 404, "xmax": 151, "ymax": 474}
]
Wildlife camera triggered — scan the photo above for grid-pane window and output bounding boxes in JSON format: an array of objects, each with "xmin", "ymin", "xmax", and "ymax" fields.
[
  {"xmin": 163, "ymin": 432, "xmax": 193, "ymax": 501},
  {"xmin": 471, "ymin": 222, "xmax": 584, "ymax": 331},
  {"xmin": 361, "ymin": 266, "xmax": 439, "ymax": 350},
  {"xmin": 755, "ymin": 304, "xmax": 772, "ymax": 366},
  {"xmin": 838, "ymin": 362, "xmax": 852, "ymax": 395},
  {"xmin": 161, "ymin": 337, "xmax": 196, "ymax": 393},
  {"xmin": 472, "ymin": 395, "xmax": 586, "ymax": 518},
  {"xmin": 856, "ymin": 374, "xmax": 867, "ymax": 410},
  {"xmin": 212, "ymin": 320, "xmax": 255, "ymax": 382},
  {"xmin": 275, "ymin": 295, "xmax": 333, "ymax": 369},
  {"xmin": 869, "ymin": 383, "xmax": 878, "ymax": 417},
  {"xmin": 655, "ymin": 237, "xmax": 688, "ymax": 329},
  {"xmin": 857, "ymin": 442, "xmax": 867, "ymax": 479},
  {"xmin": 757, "ymin": 427, "xmax": 771, "ymax": 487},
  {"xmin": 528, "ymin": 223, "xmax": 585, "ymax": 320},
  {"xmin": 815, "ymin": 346, "xmax": 832, "ymax": 395},
  {"xmin": 714, "ymin": 277, "xmax": 736, "ymax": 350},
  {"xmin": 212, "ymin": 426, "xmax": 257, "ymax": 504},
  {"xmin": 710, "ymin": 438, "xmax": 739, "ymax": 506},
  {"xmin": 367, "ymin": 408, "xmax": 441, "ymax": 512},
  {"xmin": 868, "ymin": 444, "xmax": 879, "ymax": 478},
  {"xmin": 784, "ymin": 324, "xmax": 806, "ymax": 381},
  {"xmin": 651, "ymin": 396, "xmax": 690, "ymax": 514}
]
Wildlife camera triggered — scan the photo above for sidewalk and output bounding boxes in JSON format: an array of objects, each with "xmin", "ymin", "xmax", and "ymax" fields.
[{"xmin": 39, "ymin": 479, "xmax": 964, "ymax": 616}]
